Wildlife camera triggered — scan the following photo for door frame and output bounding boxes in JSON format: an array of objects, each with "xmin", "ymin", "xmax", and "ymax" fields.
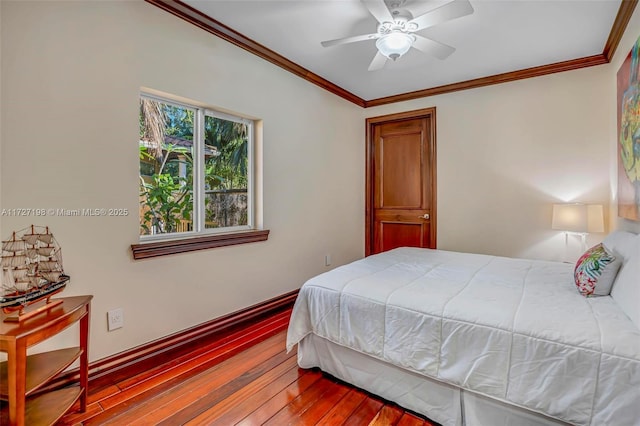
[{"xmin": 365, "ymin": 107, "xmax": 437, "ymax": 256}]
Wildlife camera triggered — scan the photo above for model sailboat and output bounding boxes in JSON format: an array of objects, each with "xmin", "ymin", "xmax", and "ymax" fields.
[{"xmin": 1, "ymin": 225, "xmax": 69, "ymax": 315}]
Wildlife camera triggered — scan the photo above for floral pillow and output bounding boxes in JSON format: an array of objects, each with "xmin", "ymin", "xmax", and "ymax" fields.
[{"xmin": 574, "ymin": 243, "xmax": 621, "ymax": 297}]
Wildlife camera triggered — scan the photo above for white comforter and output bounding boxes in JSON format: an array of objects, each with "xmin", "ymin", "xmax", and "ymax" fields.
[{"xmin": 286, "ymin": 248, "xmax": 640, "ymax": 426}]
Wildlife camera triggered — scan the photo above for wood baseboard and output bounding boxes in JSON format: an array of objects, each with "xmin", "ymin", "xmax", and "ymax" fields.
[{"xmin": 42, "ymin": 289, "xmax": 298, "ymax": 392}]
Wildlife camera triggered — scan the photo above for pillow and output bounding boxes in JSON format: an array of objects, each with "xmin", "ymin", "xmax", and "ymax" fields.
[
  {"xmin": 610, "ymin": 233, "xmax": 640, "ymax": 328},
  {"xmin": 574, "ymin": 243, "xmax": 621, "ymax": 297},
  {"xmin": 602, "ymin": 230, "xmax": 638, "ymax": 261}
]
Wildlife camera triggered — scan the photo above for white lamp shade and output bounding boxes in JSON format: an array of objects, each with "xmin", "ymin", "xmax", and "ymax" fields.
[
  {"xmin": 552, "ymin": 203, "xmax": 605, "ymax": 233},
  {"xmin": 376, "ymin": 33, "xmax": 414, "ymax": 60},
  {"xmin": 552, "ymin": 204, "xmax": 587, "ymax": 232}
]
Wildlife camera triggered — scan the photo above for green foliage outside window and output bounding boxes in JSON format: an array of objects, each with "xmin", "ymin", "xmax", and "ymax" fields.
[
  {"xmin": 139, "ymin": 144, "xmax": 192, "ymax": 235},
  {"xmin": 139, "ymin": 98, "xmax": 249, "ymax": 236}
]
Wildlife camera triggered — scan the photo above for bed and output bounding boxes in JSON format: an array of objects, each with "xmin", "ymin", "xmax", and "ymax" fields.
[{"xmin": 286, "ymin": 231, "xmax": 640, "ymax": 426}]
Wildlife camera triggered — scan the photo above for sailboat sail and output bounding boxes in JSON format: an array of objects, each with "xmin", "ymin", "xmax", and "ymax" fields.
[
  {"xmin": 2, "ymin": 239, "xmax": 25, "ymax": 252},
  {"xmin": 38, "ymin": 260, "xmax": 59, "ymax": 272},
  {"xmin": 21, "ymin": 234, "xmax": 40, "ymax": 245},
  {"xmin": 12, "ymin": 267, "xmax": 29, "ymax": 280},
  {"xmin": 1, "ymin": 254, "xmax": 27, "ymax": 268},
  {"xmin": 37, "ymin": 246, "xmax": 56, "ymax": 257},
  {"xmin": 37, "ymin": 233, "xmax": 54, "ymax": 244}
]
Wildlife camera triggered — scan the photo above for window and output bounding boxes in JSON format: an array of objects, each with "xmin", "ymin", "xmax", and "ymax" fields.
[{"xmin": 134, "ymin": 93, "xmax": 267, "ymax": 258}]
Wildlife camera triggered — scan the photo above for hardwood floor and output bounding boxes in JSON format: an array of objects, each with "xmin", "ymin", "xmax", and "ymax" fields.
[{"xmin": 56, "ymin": 308, "xmax": 436, "ymax": 425}]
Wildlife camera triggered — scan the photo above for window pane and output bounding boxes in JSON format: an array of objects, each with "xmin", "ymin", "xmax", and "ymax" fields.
[
  {"xmin": 139, "ymin": 98, "xmax": 195, "ymax": 236},
  {"xmin": 204, "ymin": 115, "xmax": 249, "ymax": 229}
]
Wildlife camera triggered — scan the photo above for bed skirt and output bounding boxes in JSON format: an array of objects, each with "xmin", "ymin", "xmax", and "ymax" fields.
[{"xmin": 297, "ymin": 334, "xmax": 571, "ymax": 426}]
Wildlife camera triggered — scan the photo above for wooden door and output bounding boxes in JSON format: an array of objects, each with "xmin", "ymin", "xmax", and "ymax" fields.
[{"xmin": 366, "ymin": 108, "xmax": 437, "ymax": 255}]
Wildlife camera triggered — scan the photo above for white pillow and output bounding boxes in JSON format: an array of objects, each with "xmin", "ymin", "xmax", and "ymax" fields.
[
  {"xmin": 603, "ymin": 231, "xmax": 639, "ymax": 261},
  {"xmin": 609, "ymin": 232, "xmax": 640, "ymax": 328}
]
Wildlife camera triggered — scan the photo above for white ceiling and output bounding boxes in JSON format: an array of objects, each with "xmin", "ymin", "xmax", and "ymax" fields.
[{"xmin": 182, "ymin": 0, "xmax": 622, "ymax": 101}]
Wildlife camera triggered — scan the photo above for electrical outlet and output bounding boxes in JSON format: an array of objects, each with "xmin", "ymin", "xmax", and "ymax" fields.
[
  {"xmin": 107, "ymin": 308, "xmax": 124, "ymax": 331},
  {"xmin": 325, "ymin": 254, "xmax": 332, "ymax": 266}
]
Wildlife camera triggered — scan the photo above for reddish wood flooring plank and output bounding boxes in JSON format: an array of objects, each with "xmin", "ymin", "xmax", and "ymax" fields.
[
  {"xmin": 86, "ymin": 385, "xmax": 121, "ymax": 405},
  {"xmin": 58, "ymin": 384, "xmax": 118, "ymax": 425},
  {"xmin": 201, "ymin": 368, "xmax": 317, "ymax": 426},
  {"xmin": 397, "ymin": 412, "xmax": 431, "ymax": 426},
  {"xmin": 154, "ymin": 351, "xmax": 297, "ymax": 425},
  {"xmin": 83, "ymin": 332, "xmax": 287, "ymax": 425},
  {"xmin": 262, "ymin": 377, "xmax": 338, "ymax": 425},
  {"xmin": 235, "ymin": 369, "xmax": 324, "ymax": 426},
  {"xmin": 86, "ymin": 308, "xmax": 291, "ymax": 394},
  {"xmin": 296, "ymin": 380, "xmax": 350, "ymax": 424},
  {"xmin": 315, "ymin": 388, "xmax": 368, "ymax": 425},
  {"xmin": 117, "ymin": 312, "xmax": 290, "ymax": 391},
  {"xmin": 107, "ymin": 320, "xmax": 286, "ymax": 411},
  {"xmin": 345, "ymin": 397, "xmax": 386, "ymax": 424},
  {"xmin": 57, "ymin": 401, "xmax": 104, "ymax": 425},
  {"xmin": 370, "ymin": 404, "xmax": 404, "ymax": 425},
  {"xmin": 98, "ymin": 333, "xmax": 288, "ymax": 425},
  {"xmin": 183, "ymin": 360, "xmax": 303, "ymax": 425}
]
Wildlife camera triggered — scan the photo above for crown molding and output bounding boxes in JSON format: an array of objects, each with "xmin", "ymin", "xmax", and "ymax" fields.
[
  {"xmin": 604, "ymin": 0, "xmax": 638, "ymax": 61},
  {"xmin": 146, "ymin": 0, "xmax": 637, "ymax": 108},
  {"xmin": 365, "ymin": 54, "xmax": 608, "ymax": 107},
  {"xmin": 145, "ymin": 0, "xmax": 366, "ymax": 107}
]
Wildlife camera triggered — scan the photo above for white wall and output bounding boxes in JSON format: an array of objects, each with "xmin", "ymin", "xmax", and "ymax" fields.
[
  {"xmin": 364, "ymin": 65, "xmax": 612, "ymax": 262},
  {"xmin": 0, "ymin": 1, "xmax": 364, "ymax": 361},
  {"xmin": 607, "ymin": 6, "xmax": 640, "ymax": 235},
  {"xmin": 365, "ymin": 4, "xmax": 640, "ymax": 256},
  {"xmin": 362, "ymin": 5, "xmax": 640, "ymax": 258}
]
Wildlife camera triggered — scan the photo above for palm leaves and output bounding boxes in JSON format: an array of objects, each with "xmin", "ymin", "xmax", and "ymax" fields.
[{"xmin": 204, "ymin": 116, "xmax": 248, "ymax": 190}]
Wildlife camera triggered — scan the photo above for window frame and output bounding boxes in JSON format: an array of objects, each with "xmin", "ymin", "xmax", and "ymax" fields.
[{"xmin": 133, "ymin": 92, "xmax": 267, "ymax": 259}]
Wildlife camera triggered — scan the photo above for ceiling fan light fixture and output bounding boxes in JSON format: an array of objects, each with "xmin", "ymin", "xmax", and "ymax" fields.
[{"xmin": 376, "ymin": 32, "xmax": 414, "ymax": 60}]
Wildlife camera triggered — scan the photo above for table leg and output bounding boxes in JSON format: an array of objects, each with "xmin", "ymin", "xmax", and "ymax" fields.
[
  {"xmin": 79, "ymin": 304, "xmax": 90, "ymax": 412},
  {"xmin": 7, "ymin": 340, "xmax": 27, "ymax": 426}
]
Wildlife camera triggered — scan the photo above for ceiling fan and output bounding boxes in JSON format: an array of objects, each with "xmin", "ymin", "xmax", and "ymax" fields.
[{"xmin": 321, "ymin": 0, "xmax": 474, "ymax": 71}]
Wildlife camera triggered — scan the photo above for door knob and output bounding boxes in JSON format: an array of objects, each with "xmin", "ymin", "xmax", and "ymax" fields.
[{"xmin": 419, "ymin": 213, "xmax": 430, "ymax": 220}]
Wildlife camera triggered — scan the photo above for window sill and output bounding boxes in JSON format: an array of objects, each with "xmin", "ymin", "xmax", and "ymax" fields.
[{"xmin": 131, "ymin": 229, "xmax": 270, "ymax": 260}]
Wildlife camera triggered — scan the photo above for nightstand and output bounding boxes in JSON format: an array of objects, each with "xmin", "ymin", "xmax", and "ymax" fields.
[{"xmin": 0, "ymin": 295, "xmax": 92, "ymax": 426}]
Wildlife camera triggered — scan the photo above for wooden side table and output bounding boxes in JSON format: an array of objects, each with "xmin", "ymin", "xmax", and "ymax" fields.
[{"xmin": 0, "ymin": 295, "xmax": 92, "ymax": 426}]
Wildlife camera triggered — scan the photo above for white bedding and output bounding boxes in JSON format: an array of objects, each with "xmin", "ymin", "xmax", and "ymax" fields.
[{"xmin": 286, "ymin": 248, "xmax": 640, "ymax": 426}]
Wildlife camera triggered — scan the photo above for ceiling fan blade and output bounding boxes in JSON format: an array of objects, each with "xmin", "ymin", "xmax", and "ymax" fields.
[
  {"xmin": 368, "ymin": 51, "xmax": 388, "ymax": 71},
  {"xmin": 321, "ymin": 33, "xmax": 379, "ymax": 48},
  {"xmin": 362, "ymin": 0, "xmax": 394, "ymax": 24},
  {"xmin": 408, "ymin": 0, "xmax": 474, "ymax": 31},
  {"xmin": 412, "ymin": 35, "xmax": 455, "ymax": 60}
]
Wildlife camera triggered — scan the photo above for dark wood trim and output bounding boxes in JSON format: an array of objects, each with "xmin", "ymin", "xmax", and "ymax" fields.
[
  {"xmin": 365, "ymin": 107, "xmax": 437, "ymax": 125},
  {"xmin": 604, "ymin": 0, "xmax": 639, "ymax": 61},
  {"xmin": 131, "ymin": 229, "xmax": 270, "ymax": 260},
  {"xmin": 363, "ymin": 0, "xmax": 639, "ymax": 107},
  {"xmin": 364, "ymin": 55, "xmax": 609, "ymax": 107},
  {"xmin": 41, "ymin": 289, "xmax": 299, "ymax": 393},
  {"xmin": 146, "ymin": 0, "xmax": 637, "ymax": 108},
  {"xmin": 144, "ymin": 0, "xmax": 366, "ymax": 108},
  {"xmin": 365, "ymin": 107, "xmax": 437, "ymax": 256},
  {"xmin": 365, "ymin": 120, "xmax": 373, "ymax": 256}
]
